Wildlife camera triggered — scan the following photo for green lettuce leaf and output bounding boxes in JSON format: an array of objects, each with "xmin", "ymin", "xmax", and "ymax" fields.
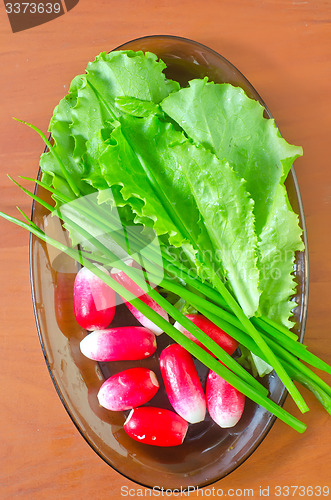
[
  {"xmin": 39, "ymin": 77, "xmax": 93, "ymax": 197},
  {"xmin": 86, "ymin": 50, "xmax": 180, "ymax": 106},
  {"xmin": 161, "ymin": 78, "xmax": 304, "ymax": 325},
  {"xmin": 161, "ymin": 78, "xmax": 302, "ymax": 234},
  {"xmin": 70, "ymin": 51, "xmax": 179, "ymax": 159},
  {"xmin": 85, "ymin": 113, "xmax": 260, "ymax": 316},
  {"xmin": 115, "ymin": 96, "xmax": 160, "ymax": 117},
  {"xmin": 97, "ymin": 116, "xmax": 201, "ymax": 249},
  {"xmin": 83, "ymin": 127, "xmax": 113, "ymax": 190},
  {"xmin": 69, "ymin": 77, "xmax": 114, "ymax": 160},
  {"xmin": 257, "ymin": 184, "xmax": 304, "ymax": 327},
  {"xmin": 40, "ymin": 50, "xmax": 180, "ymax": 197},
  {"xmin": 237, "ymin": 345, "xmax": 273, "ymax": 378}
]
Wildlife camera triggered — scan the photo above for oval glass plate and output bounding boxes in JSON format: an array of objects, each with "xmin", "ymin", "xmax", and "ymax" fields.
[{"xmin": 30, "ymin": 35, "xmax": 308, "ymax": 490}]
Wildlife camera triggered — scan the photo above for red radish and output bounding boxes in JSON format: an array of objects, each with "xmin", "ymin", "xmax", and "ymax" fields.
[
  {"xmin": 124, "ymin": 407, "xmax": 188, "ymax": 446},
  {"xmin": 74, "ymin": 265, "xmax": 116, "ymax": 331},
  {"xmin": 98, "ymin": 368, "xmax": 159, "ymax": 411},
  {"xmin": 80, "ymin": 327, "xmax": 157, "ymax": 362},
  {"xmin": 206, "ymin": 369, "xmax": 245, "ymax": 428},
  {"xmin": 174, "ymin": 314, "xmax": 238, "ymax": 357},
  {"xmin": 111, "ymin": 267, "xmax": 168, "ymax": 335},
  {"xmin": 160, "ymin": 343, "xmax": 206, "ymax": 423}
]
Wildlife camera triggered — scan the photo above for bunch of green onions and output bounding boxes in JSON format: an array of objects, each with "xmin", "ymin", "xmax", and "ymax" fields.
[{"xmin": 1, "ymin": 121, "xmax": 331, "ymax": 434}]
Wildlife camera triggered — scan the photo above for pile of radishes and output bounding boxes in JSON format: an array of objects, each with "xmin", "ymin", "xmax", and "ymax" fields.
[{"xmin": 74, "ymin": 264, "xmax": 245, "ymax": 447}]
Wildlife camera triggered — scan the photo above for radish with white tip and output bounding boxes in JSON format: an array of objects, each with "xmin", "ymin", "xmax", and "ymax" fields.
[
  {"xmin": 174, "ymin": 314, "xmax": 239, "ymax": 357},
  {"xmin": 98, "ymin": 367, "xmax": 159, "ymax": 411},
  {"xmin": 160, "ymin": 343, "xmax": 206, "ymax": 423},
  {"xmin": 124, "ymin": 407, "xmax": 189, "ymax": 446},
  {"xmin": 111, "ymin": 266, "xmax": 168, "ymax": 335},
  {"xmin": 80, "ymin": 327, "xmax": 157, "ymax": 362},
  {"xmin": 206, "ymin": 369, "xmax": 245, "ymax": 428},
  {"xmin": 74, "ymin": 265, "xmax": 116, "ymax": 331}
]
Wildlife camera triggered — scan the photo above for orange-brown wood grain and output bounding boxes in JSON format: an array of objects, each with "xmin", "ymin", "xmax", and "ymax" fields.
[{"xmin": 0, "ymin": 1, "xmax": 330, "ymax": 498}]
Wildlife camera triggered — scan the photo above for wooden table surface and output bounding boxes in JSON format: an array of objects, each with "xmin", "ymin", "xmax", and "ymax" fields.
[{"xmin": 1, "ymin": 1, "xmax": 330, "ymax": 498}]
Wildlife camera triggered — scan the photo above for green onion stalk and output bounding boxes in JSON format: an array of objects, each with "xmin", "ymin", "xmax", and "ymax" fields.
[{"xmin": 5, "ymin": 169, "xmax": 331, "ymax": 421}]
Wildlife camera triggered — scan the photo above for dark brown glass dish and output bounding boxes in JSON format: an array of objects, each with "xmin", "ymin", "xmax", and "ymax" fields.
[{"xmin": 29, "ymin": 35, "xmax": 308, "ymax": 490}]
